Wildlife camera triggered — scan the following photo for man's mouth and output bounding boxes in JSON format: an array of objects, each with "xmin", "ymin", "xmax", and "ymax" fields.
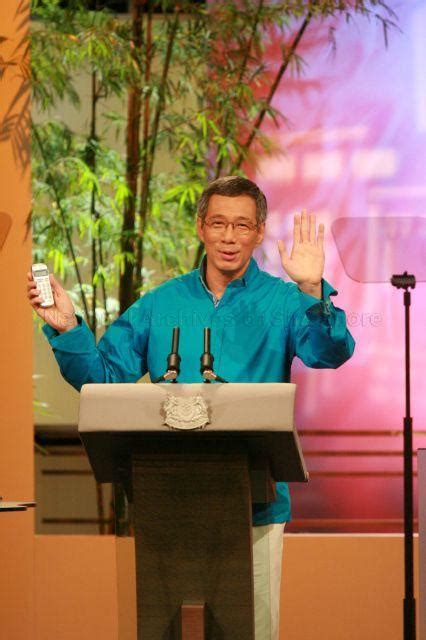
[{"xmin": 218, "ymin": 250, "xmax": 238, "ymax": 261}]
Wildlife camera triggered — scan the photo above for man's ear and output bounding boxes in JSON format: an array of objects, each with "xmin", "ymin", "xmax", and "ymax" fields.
[
  {"xmin": 196, "ymin": 216, "xmax": 205, "ymax": 243},
  {"xmin": 255, "ymin": 223, "xmax": 265, "ymax": 246}
]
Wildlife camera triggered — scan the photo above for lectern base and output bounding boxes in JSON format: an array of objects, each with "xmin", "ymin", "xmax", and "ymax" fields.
[
  {"xmin": 181, "ymin": 602, "xmax": 205, "ymax": 640},
  {"xmin": 126, "ymin": 452, "xmax": 254, "ymax": 640}
]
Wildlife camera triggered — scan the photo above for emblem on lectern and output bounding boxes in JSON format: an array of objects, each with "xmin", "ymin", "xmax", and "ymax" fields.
[{"xmin": 163, "ymin": 395, "xmax": 209, "ymax": 430}]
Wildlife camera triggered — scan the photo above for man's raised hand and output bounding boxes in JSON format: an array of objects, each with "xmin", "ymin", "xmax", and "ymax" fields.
[
  {"xmin": 27, "ymin": 272, "xmax": 78, "ymax": 333},
  {"xmin": 278, "ymin": 209, "xmax": 325, "ymax": 298}
]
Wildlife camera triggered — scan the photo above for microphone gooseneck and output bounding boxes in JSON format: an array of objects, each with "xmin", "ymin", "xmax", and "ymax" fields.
[
  {"xmin": 203, "ymin": 327, "xmax": 211, "ymax": 354},
  {"xmin": 171, "ymin": 326, "xmax": 180, "ymax": 354}
]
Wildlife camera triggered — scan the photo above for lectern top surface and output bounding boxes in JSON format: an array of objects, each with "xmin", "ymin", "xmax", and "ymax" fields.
[{"xmin": 78, "ymin": 382, "xmax": 296, "ymax": 433}]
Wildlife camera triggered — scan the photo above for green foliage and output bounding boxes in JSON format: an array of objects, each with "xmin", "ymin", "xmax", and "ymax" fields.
[
  {"xmin": 31, "ymin": 0, "xmax": 131, "ymax": 108},
  {"xmin": 32, "ymin": 119, "xmax": 127, "ymax": 323}
]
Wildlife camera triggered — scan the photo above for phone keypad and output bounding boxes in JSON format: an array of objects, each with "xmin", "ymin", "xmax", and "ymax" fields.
[{"xmin": 37, "ymin": 278, "xmax": 53, "ymax": 305}]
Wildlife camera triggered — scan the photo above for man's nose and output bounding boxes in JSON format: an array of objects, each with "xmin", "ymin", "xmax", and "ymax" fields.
[{"xmin": 223, "ymin": 222, "xmax": 237, "ymax": 241}]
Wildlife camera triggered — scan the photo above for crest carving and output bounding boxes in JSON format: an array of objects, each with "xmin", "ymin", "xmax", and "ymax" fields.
[{"xmin": 163, "ymin": 394, "xmax": 209, "ymax": 430}]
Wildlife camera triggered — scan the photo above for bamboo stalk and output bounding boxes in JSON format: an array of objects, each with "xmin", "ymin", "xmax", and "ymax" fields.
[
  {"xmin": 234, "ymin": 7, "xmax": 315, "ymax": 170},
  {"xmin": 119, "ymin": 0, "xmax": 145, "ymax": 314},
  {"xmin": 136, "ymin": 8, "xmax": 180, "ymax": 295},
  {"xmin": 89, "ymin": 70, "xmax": 98, "ymax": 335},
  {"xmin": 134, "ymin": 0, "xmax": 153, "ymax": 296}
]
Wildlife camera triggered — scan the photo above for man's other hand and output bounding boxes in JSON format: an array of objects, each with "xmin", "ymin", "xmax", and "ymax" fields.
[{"xmin": 278, "ymin": 209, "xmax": 325, "ymax": 299}]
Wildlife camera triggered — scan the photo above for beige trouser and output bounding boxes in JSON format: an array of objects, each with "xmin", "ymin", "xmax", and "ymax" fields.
[{"xmin": 253, "ymin": 523, "xmax": 285, "ymax": 640}]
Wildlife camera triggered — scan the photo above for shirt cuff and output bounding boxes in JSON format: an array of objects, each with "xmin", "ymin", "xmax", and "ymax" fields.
[
  {"xmin": 297, "ymin": 279, "xmax": 338, "ymax": 317},
  {"xmin": 42, "ymin": 315, "xmax": 95, "ymax": 350}
]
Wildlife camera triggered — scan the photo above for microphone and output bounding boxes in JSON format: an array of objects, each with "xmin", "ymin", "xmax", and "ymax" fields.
[
  {"xmin": 200, "ymin": 328, "xmax": 228, "ymax": 383},
  {"xmin": 166, "ymin": 327, "xmax": 181, "ymax": 381},
  {"xmin": 200, "ymin": 328, "xmax": 214, "ymax": 379},
  {"xmin": 153, "ymin": 327, "xmax": 181, "ymax": 383}
]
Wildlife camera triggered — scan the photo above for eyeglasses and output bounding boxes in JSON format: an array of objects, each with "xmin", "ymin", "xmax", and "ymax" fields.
[{"xmin": 203, "ymin": 218, "xmax": 258, "ymax": 237}]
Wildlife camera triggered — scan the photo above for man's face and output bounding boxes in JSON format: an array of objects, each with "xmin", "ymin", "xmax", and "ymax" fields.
[{"xmin": 196, "ymin": 194, "xmax": 265, "ymax": 277}]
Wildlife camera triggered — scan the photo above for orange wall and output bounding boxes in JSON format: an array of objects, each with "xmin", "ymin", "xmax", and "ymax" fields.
[
  {"xmin": 0, "ymin": 0, "xmax": 33, "ymax": 502},
  {"xmin": 34, "ymin": 534, "xmax": 419, "ymax": 640},
  {"xmin": 35, "ymin": 536, "xmax": 118, "ymax": 640},
  {"xmin": 0, "ymin": 0, "xmax": 34, "ymax": 638}
]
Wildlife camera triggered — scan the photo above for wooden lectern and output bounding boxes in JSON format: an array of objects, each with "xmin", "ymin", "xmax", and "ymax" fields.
[{"xmin": 78, "ymin": 383, "xmax": 308, "ymax": 640}]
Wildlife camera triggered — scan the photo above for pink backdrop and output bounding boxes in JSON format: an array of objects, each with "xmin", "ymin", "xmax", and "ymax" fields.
[{"xmin": 253, "ymin": 0, "xmax": 426, "ymax": 530}]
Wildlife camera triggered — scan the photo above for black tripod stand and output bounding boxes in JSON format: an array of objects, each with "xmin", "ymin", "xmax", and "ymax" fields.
[{"xmin": 391, "ymin": 271, "xmax": 416, "ymax": 640}]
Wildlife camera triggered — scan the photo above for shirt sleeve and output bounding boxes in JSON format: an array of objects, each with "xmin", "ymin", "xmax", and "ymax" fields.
[
  {"xmin": 42, "ymin": 293, "xmax": 153, "ymax": 391},
  {"xmin": 285, "ymin": 279, "xmax": 355, "ymax": 369}
]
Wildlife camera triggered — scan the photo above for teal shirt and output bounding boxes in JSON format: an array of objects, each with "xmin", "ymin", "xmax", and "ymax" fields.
[{"xmin": 43, "ymin": 258, "xmax": 355, "ymax": 524}]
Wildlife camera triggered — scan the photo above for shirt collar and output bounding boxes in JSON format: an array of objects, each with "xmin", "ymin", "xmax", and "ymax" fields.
[{"xmin": 198, "ymin": 255, "xmax": 259, "ymax": 290}]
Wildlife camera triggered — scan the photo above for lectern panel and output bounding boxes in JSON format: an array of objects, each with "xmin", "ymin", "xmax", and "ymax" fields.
[{"xmin": 132, "ymin": 453, "xmax": 254, "ymax": 640}]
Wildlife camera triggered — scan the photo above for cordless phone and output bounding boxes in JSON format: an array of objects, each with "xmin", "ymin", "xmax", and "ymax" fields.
[{"xmin": 31, "ymin": 263, "xmax": 54, "ymax": 308}]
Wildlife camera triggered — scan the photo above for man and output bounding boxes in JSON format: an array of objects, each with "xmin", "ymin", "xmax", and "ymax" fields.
[{"xmin": 28, "ymin": 176, "xmax": 355, "ymax": 640}]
